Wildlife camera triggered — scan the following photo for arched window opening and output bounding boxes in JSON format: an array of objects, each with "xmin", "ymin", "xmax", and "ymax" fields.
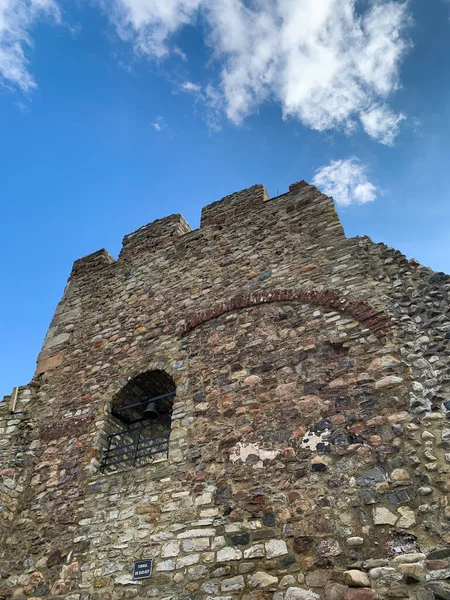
[{"xmin": 100, "ymin": 370, "xmax": 176, "ymax": 473}]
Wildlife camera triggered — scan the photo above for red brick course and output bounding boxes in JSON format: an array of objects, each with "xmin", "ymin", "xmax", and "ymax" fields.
[{"xmin": 180, "ymin": 288, "xmax": 392, "ymax": 338}]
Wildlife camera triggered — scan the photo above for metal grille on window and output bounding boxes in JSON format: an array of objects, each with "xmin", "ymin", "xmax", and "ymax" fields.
[{"xmin": 100, "ymin": 370, "xmax": 175, "ymax": 473}]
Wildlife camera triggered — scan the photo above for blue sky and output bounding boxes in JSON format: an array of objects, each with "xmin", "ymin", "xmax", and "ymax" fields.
[{"xmin": 0, "ymin": 0, "xmax": 449, "ymax": 398}]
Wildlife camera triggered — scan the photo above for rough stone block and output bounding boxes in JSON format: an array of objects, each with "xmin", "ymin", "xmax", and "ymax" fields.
[
  {"xmin": 220, "ymin": 575, "xmax": 245, "ymax": 592},
  {"xmin": 247, "ymin": 572, "xmax": 279, "ymax": 589},
  {"xmin": 35, "ymin": 352, "xmax": 63, "ymax": 374},
  {"xmin": 265, "ymin": 539, "xmax": 288, "ymax": 559}
]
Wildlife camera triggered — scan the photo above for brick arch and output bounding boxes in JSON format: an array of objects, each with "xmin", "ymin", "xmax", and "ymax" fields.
[{"xmin": 179, "ymin": 288, "xmax": 392, "ymax": 339}]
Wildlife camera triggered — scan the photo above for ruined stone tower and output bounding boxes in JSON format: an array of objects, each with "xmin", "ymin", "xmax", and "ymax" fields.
[{"xmin": 1, "ymin": 181, "xmax": 450, "ymax": 600}]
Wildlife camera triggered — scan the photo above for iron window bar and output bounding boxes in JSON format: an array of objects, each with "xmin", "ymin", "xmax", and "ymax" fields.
[
  {"xmin": 101, "ymin": 389, "xmax": 176, "ymax": 471},
  {"xmin": 100, "ymin": 426, "xmax": 170, "ymax": 471}
]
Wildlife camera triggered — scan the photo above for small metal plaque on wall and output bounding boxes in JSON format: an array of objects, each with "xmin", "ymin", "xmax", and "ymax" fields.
[{"xmin": 132, "ymin": 559, "xmax": 153, "ymax": 580}]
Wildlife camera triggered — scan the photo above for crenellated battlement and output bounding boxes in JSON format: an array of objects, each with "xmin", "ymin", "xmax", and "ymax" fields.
[
  {"xmin": 199, "ymin": 183, "xmax": 269, "ymax": 228},
  {"xmin": 68, "ymin": 180, "xmax": 342, "ymax": 282},
  {"xmin": 69, "ymin": 248, "xmax": 115, "ymax": 280},
  {"xmin": 33, "ymin": 179, "xmax": 346, "ymax": 374},
  {"xmin": 119, "ymin": 213, "xmax": 192, "ymax": 262}
]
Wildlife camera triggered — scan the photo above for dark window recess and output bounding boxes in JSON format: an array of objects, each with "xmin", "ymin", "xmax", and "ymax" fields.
[{"xmin": 101, "ymin": 370, "xmax": 176, "ymax": 473}]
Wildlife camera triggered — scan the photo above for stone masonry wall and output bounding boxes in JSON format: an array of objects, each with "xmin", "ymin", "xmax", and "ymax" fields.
[
  {"xmin": 0, "ymin": 180, "xmax": 449, "ymax": 600},
  {"xmin": 0, "ymin": 388, "xmax": 36, "ymax": 540}
]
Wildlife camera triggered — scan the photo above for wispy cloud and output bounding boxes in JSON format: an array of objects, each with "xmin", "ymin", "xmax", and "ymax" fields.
[
  {"xmin": 101, "ymin": 0, "xmax": 202, "ymax": 59},
  {"xmin": 180, "ymin": 80, "xmax": 201, "ymax": 93},
  {"xmin": 151, "ymin": 115, "xmax": 167, "ymax": 132},
  {"xmin": 313, "ymin": 158, "xmax": 378, "ymax": 207},
  {"xmin": 176, "ymin": 79, "xmax": 222, "ymax": 132},
  {"xmin": 360, "ymin": 105, "xmax": 406, "ymax": 146},
  {"xmin": 102, "ymin": 0, "xmax": 413, "ymax": 145},
  {"xmin": 0, "ymin": 0, "xmax": 60, "ymax": 92}
]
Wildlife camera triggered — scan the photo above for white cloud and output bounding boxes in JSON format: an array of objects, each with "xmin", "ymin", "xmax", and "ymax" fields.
[
  {"xmin": 180, "ymin": 80, "xmax": 201, "ymax": 93},
  {"xmin": 313, "ymin": 158, "xmax": 378, "ymax": 207},
  {"xmin": 360, "ymin": 104, "xmax": 406, "ymax": 146},
  {"xmin": 151, "ymin": 115, "xmax": 166, "ymax": 131},
  {"xmin": 0, "ymin": 0, "xmax": 60, "ymax": 92},
  {"xmin": 2, "ymin": 0, "xmax": 412, "ymax": 145},
  {"xmin": 101, "ymin": 0, "xmax": 202, "ymax": 59},
  {"xmin": 102, "ymin": 0, "xmax": 412, "ymax": 144}
]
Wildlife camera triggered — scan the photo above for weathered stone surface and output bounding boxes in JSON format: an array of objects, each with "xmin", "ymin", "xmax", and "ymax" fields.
[
  {"xmin": 41, "ymin": 332, "xmax": 70, "ymax": 350},
  {"xmin": 396, "ymin": 562, "xmax": 425, "ymax": 580},
  {"xmin": 361, "ymin": 490, "xmax": 381, "ymax": 505},
  {"xmin": 427, "ymin": 548, "xmax": 450, "ymax": 560},
  {"xmin": 220, "ymin": 575, "xmax": 245, "ymax": 592},
  {"xmin": 265, "ymin": 539, "xmax": 288, "ymax": 558},
  {"xmin": 217, "ymin": 547, "xmax": 242, "ymax": 562},
  {"xmin": 46, "ymin": 549, "xmax": 65, "ymax": 567},
  {"xmin": 247, "ymin": 572, "xmax": 278, "ymax": 589},
  {"xmin": 373, "ymin": 507, "xmax": 398, "ymax": 526},
  {"xmin": 325, "ymin": 583, "xmax": 348, "ymax": 600},
  {"xmin": 280, "ymin": 575, "xmax": 298, "ymax": 589},
  {"xmin": 364, "ymin": 560, "xmax": 389, "ymax": 570},
  {"xmin": 392, "ymin": 553, "xmax": 425, "ymax": 565},
  {"xmin": 424, "ymin": 567, "xmax": 450, "ymax": 581},
  {"xmin": 285, "ymin": 587, "xmax": 320, "ymax": 600},
  {"xmin": 155, "ymin": 559, "xmax": 176, "ymax": 571},
  {"xmin": 397, "ymin": 507, "xmax": 416, "ymax": 529},
  {"xmin": 178, "ymin": 528, "xmax": 215, "ymax": 538},
  {"xmin": 343, "ymin": 571, "xmax": 370, "ymax": 587},
  {"xmin": 244, "ymin": 544, "xmax": 265, "ymax": 559},
  {"xmin": 368, "ymin": 356, "xmax": 400, "ymax": 372},
  {"xmin": 238, "ymin": 561, "xmax": 255, "ymax": 574},
  {"xmin": 177, "ymin": 553, "xmax": 200, "ymax": 568},
  {"xmin": 387, "ymin": 488, "xmax": 415, "ymax": 505},
  {"xmin": 347, "ymin": 537, "xmax": 364, "ymax": 547},
  {"xmin": 35, "ymin": 353, "xmax": 63, "ymax": 375},
  {"xmin": 305, "ymin": 570, "xmax": 330, "ymax": 588},
  {"xmin": 161, "ymin": 540, "xmax": 180, "ymax": 557},
  {"xmin": 293, "ymin": 537, "xmax": 313, "ymax": 553},
  {"xmin": 375, "ymin": 376, "xmax": 404, "ymax": 389},
  {"xmin": 415, "ymin": 591, "xmax": 435, "ymax": 600},
  {"xmin": 228, "ymin": 533, "xmax": 250, "ymax": 546},
  {"xmin": 426, "ymin": 560, "xmax": 449, "ymax": 570},
  {"xmin": 182, "ymin": 538, "xmax": 210, "ymax": 552},
  {"xmin": 369, "ymin": 567, "xmax": 401, "ymax": 584},
  {"xmin": 391, "ymin": 469, "xmax": 410, "ymax": 482},
  {"xmin": 425, "ymin": 581, "xmax": 450, "ymax": 600},
  {"xmin": 356, "ymin": 468, "xmax": 387, "ymax": 488},
  {"xmin": 316, "ymin": 538, "xmax": 342, "ymax": 557},
  {"xmin": 344, "ymin": 589, "xmax": 377, "ymax": 600}
]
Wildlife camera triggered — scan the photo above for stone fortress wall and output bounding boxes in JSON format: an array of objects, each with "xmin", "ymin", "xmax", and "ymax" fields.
[{"xmin": 1, "ymin": 180, "xmax": 450, "ymax": 600}]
